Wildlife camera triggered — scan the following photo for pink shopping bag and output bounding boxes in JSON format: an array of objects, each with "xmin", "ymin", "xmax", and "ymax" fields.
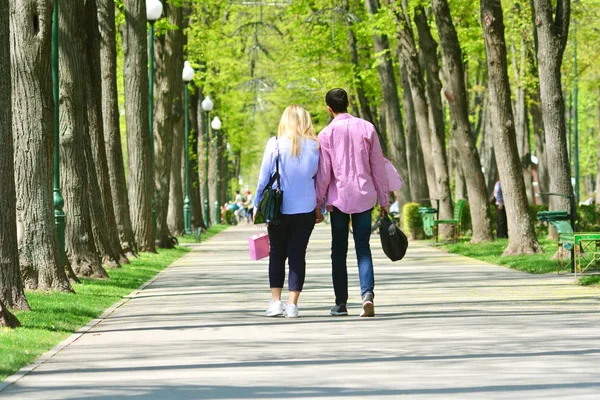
[{"xmin": 249, "ymin": 233, "xmax": 270, "ymax": 261}]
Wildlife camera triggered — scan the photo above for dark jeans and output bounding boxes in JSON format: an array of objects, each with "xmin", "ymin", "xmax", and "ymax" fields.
[
  {"xmin": 497, "ymin": 205, "xmax": 508, "ymax": 238},
  {"xmin": 267, "ymin": 211, "xmax": 316, "ymax": 292},
  {"xmin": 330, "ymin": 207, "xmax": 374, "ymax": 305}
]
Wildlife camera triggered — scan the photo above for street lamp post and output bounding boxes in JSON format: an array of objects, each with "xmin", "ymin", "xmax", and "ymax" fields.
[
  {"xmin": 211, "ymin": 117, "xmax": 222, "ymax": 224},
  {"xmin": 146, "ymin": 0, "xmax": 163, "ymax": 242},
  {"xmin": 52, "ymin": 0, "xmax": 66, "ymax": 266},
  {"xmin": 201, "ymin": 96, "xmax": 214, "ymax": 228},
  {"xmin": 182, "ymin": 61, "xmax": 195, "ymax": 235}
]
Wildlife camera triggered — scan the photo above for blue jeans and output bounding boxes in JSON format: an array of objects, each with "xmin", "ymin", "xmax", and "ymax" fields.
[{"xmin": 330, "ymin": 207, "xmax": 374, "ymax": 305}]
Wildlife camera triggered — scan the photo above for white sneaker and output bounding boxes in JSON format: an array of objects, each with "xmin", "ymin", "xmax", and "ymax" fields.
[
  {"xmin": 285, "ymin": 304, "xmax": 299, "ymax": 318},
  {"xmin": 266, "ymin": 300, "xmax": 284, "ymax": 317}
]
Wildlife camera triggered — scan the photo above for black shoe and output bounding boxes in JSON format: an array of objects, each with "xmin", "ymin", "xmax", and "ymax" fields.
[
  {"xmin": 330, "ymin": 304, "xmax": 348, "ymax": 316},
  {"xmin": 360, "ymin": 293, "xmax": 375, "ymax": 317}
]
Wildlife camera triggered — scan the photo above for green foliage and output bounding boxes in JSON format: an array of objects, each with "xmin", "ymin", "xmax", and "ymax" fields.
[
  {"xmin": 402, "ymin": 202, "xmax": 423, "ymax": 239},
  {"xmin": 576, "ymin": 204, "xmax": 600, "ymax": 232},
  {"xmin": 0, "ymin": 247, "xmax": 191, "ymax": 382},
  {"xmin": 578, "ymin": 275, "xmax": 600, "ymax": 286}
]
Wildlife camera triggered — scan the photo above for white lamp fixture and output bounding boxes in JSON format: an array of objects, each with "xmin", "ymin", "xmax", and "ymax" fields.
[
  {"xmin": 202, "ymin": 96, "xmax": 214, "ymax": 112},
  {"xmin": 146, "ymin": 0, "xmax": 163, "ymax": 21},
  {"xmin": 182, "ymin": 61, "xmax": 195, "ymax": 82},
  {"xmin": 211, "ymin": 116, "xmax": 222, "ymax": 131}
]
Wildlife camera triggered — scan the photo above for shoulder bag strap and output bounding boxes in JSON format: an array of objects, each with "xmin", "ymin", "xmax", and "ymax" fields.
[{"xmin": 275, "ymin": 137, "xmax": 281, "ymax": 191}]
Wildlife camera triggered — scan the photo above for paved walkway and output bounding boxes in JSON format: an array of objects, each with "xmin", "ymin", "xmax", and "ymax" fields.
[{"xmin": 2, "ymin": 224, "xmax": 600, "ymax": 399}]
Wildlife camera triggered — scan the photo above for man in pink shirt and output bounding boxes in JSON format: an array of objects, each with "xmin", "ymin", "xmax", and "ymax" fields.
[{"xmin": 315, "ymin": 88, "xmax": 389, "ymax": 317}]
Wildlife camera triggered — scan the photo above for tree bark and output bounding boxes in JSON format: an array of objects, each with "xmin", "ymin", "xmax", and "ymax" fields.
[
  {"xmin": 85, "ymin": 0, "xmax": 127, "ymax": 267},
  {"xmin": 364, "ymin": 0, "xmax": 411, "ymax": 206},
  {"xmin": 154, "ymin": 1, "xmax": 184, "ymax": 248},
  {"xmin": 432, "ymin": 0, "xmax": 494, "ymax": 242},
  {"xmin": 123, "ymin": 0, "xmax": 155, "ymax": 252},
  {"xmin": 392, "ymin": 1, "xmax": 452, "ymax": 222},
  {"xmin": 481, "ymin": 0, "xmax": 542, "ymax": 254},
  {"xmin": 168, "ymin": 102, "xmax": 185, "ymax": 236},
  {"xmin": 400, "ymin": 62, "xmax": 428, "ymax": 203},
  {"xmin": 0, "ymin": 5, "xmax": 29, "ymax": 312},
  {"xmin": 59, "ymin": 0, "xmax": 108, "ymax": 278},
  {"xmin": 512, "ymin": 42, "xmax": 535, "ymax": 204},
  {"xmin": 188, "ymin": 85, "xmax": 204, "ymax": 230},
  {"xmin": 343, "ymin": 0, "xmax": 380, "ymax": 135},
  {"xmin": 531, "ymin": 0, "xmax": 572, "ymax": 212},
  {"xmin": 10, "ymin": 0, "xmax": 72, "ymax": 291},
  {"xmin": 197, "ymin": 91, "xmax": 210, "ymax": 229},
  {"xmin": 97, "ymin": 0, "xmax": 138, "ymax": 257}
]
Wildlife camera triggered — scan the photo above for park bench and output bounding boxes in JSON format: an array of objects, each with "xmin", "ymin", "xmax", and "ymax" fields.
[
  {"xmin": 433, "ymin": 199, "xmax": 466, "ymax": 243},
  {"xmin": 537, "ymin": 193, "xmax": 600, "ymax": 276}
]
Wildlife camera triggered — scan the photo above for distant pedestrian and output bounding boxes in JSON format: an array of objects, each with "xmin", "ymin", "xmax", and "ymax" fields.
[
  {"xmin": 315, "ymin": 88, "xmax": 389, "ymax": 318},
  {"xmin": 494, "ymin": 180, "xmax": 508, "ymax": 238}
]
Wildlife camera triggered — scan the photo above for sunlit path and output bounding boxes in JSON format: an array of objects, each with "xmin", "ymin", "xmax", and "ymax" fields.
[{"xmin": 2, "ymin": 225, "xmax": 600, "ymax": 399}]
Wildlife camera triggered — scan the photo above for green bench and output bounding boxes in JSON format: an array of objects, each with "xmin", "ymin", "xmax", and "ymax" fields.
[
  {"xmin": 535, "ymin": 193, "xmax": 600, "ymax": 275},
  {"xmin": 433, "ymin": 199, "xmax": 466, "ymax": 243}
]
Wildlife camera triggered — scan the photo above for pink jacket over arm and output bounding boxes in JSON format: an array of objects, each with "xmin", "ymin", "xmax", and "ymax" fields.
[{"xmin": 316, "ymin": 113, "xmax": 389, "ymax": 214}]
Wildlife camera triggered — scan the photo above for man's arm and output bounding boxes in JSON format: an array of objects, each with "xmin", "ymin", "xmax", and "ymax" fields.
[
  {"xmin": 368, "ymin": 126, "xmax": 389, "ymax": 209},
  {"xmin": 315, "ymin": 133, "xmax": 332, "ymax": 210}
]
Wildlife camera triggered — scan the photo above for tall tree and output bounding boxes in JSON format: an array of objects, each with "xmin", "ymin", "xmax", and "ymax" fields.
[
  {"xmin": 85, "ymin": 0, "xmax": 128, "ymax": 267},
  {"xmin": 154, "ymin": 1, "xmax": 184, "ymax": 248},
  {"xmin": 364, "ymin": 0, "xmax": 411, "ymax": 206},
  {"xmin": 123, "ymin": 0, "xmax": 155, "ymax": 252},
  {"xmin": 531, "ymin": 0, "xmax": 572, "ymax": 212},
  {"xmin": 481, "ymin": 0, "xmax": 542, "ymax": 254},
  {"xmin": 1, "ymin": 3, "xmax": 29, "ymax": 315},
  {"xmin": 10, "ymin": 0, "xmax": 72, "ymax": 291},
  {"xmin": 342, "ymin": 0, "xmax": 380, "ymax": 133},
  {"xmin": 391, "ymin": 1, "xmax": 453, "ymax": 224},
  {"xmin": 595, "ymin": 89, "xmax": 600, "ymax": 205},
  {"xmin": 59, "ymin": 0, "xmax": 108, "ymax": 278},
  {"xmin": 168, "ymin": 104, "xmax": 185, "ymax": 236},
  {"xmin": 98, "ymin": 0, "xmax": 138, "ymax": 256},
  {"xmin": 400, "ymin": 62, "xmax": 429, "ymax": 202},
  {"xmin": 432, "ymin": 0, "xmax": 494, "ymax": 243},
  {"xmin": 188, "ymin": 85, "xmax": 204, "ymax": 230}
]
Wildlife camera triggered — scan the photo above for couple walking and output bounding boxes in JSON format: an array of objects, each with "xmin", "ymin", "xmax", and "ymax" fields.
[{"xmin": 254, "ymin": 88, "xmax": 389, "ymax": 318}]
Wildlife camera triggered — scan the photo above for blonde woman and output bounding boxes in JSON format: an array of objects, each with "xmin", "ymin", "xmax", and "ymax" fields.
[{"xmin": 254, "ymin": 105, "xmax": 320, "ymax": 318}]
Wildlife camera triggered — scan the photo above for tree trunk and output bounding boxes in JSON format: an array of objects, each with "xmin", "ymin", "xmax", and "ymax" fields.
[
  {"xmin": 364, "ymin": 0, "xmax": 411, "ymax": 207},
  {"xmin": 400, "ymin": 61, "xmax": 427, "ymax": 203},
  {"xmin": 0, "ymin": 6, "xmax": 29, "ymax": 312},
  {"xmin": 512, "ymin": 42, "xmax": 535, "ymax": 205},
  {"xmin": 189, "ymin": 85, "xmax": 204, "ymax": 229},
  {"xmin": 531, "ymin": 0, "xmax": 572, "ymax": 213},
  {"xmin": 85, "ymin": 0, "xmax": 127, "ymax": 267},
  {"xmin": 59, "ymin": 0, "xmax": 108, "ymax": 278},
  {"xmin": 432, "ymin": 0, "xmax": 494, "ymax": 243},
  {"xmin": 393, "ymin": 2, "xmax": 452, "ymax": 222},
  {"xmin": 197, "ymin": 92, "xmax": 210, "ymax": 229},
  {"xmin": 97, "ymin": 0, "xmax": 138, "ymax": 257},
  {"xmin": 10, "ymin": 0, "xmax": 72, "ymax": 291},
  {"xmin": 343, "ymin": 0, "xmax": 380, "ymax": 136},
  {"xmin": 481, "ymin": 0, "xmax": 542, "ymax": 255},
  {"xmin": 168, "ymin": 102, "xmax": 185, "ymax": 236},
  {"xmin": 123, "ymin": 0, "xmax": 155, "ymax": 252},
  {"xmin": 154, "ymin": 1, "xmax": 184, "ymax": 248}
]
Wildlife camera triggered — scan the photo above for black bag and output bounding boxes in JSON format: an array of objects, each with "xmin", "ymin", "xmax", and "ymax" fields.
[
  {"xmin": 379, "ymin": 213, "xmax": 408, "ymax": 261},
  {"xmin": 254, "ymin": 141, "xmax": 284, "ymax": 225}
]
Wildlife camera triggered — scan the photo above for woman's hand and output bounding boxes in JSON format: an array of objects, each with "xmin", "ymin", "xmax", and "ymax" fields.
[{"xmin": 315, "ymin": 208, "xmax": 324, "ymax": 223}]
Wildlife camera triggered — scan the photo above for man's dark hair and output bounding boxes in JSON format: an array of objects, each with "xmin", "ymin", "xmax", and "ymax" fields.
[{"xmin": 325, "ymin": 88, "xmax": 348, "ymax": 114}]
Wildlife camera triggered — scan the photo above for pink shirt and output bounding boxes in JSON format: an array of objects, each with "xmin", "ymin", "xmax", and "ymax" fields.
[{"xmin": 316, "ymin": 113, "xmax": 389, "ymax": 214}]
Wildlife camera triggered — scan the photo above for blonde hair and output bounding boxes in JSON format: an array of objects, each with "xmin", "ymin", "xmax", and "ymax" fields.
[{"xmin": 278, "ymin": 105, "xmax": 319, "ymax": 157}]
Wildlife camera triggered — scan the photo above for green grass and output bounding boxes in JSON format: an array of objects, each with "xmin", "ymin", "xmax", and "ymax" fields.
[
  {"xmin": 0, "ymin": 246, "xmax": 190, "ymax": 382},
  {"xmin": 439, "ymin": 237, "xmax": 559, "ymax": 274},
  {"xmin": 177, "ymin": 224, "xmax": 229, "ymax": 244},
  {"xmin": 578, "ymin": 275, "xmax": 600, "ymax": 286}
]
